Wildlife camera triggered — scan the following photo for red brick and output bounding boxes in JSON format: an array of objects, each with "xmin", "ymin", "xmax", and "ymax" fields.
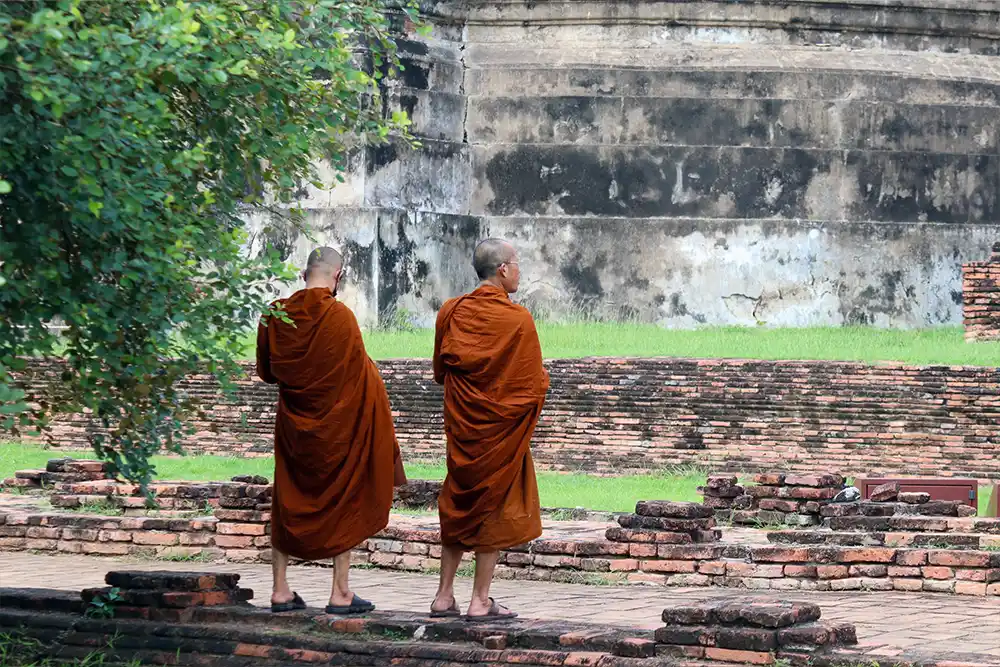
[
  {"xmin": 757, "ymin": 499, "xmax": 800, "ymax": 513},
  {"xmin": 922, "ymin": 566, "xmax": 955, "ymax": 580},
  {"xmin": 887, "ymin": 566, "xmax": 922, "ymax": 577},
  {"xmin": 785, "ymin": 487, "xmax": 837, "ymax": 500},
  {"xmin": 893, "ymin": 579, "xmax": 924, "ymax": 592},
  {"xmin": 640, "ymin": 559, "xmax": 697, "ymax": 573},
  {"xmin": 26, "ymin": 527, "xmax": 61, "ymax": 539},
  {"xmin": 849, "ymin": 564, "xmax": 888, "ymax": 578},
  {"xmin": 927, "ymin": 551, "xmax": 992, "ymax": 568},
  {"xmin": 705, "ymin": 647, "xmax": 774, "ymax": 664},
  {"xmin": 656, "ymin": 545, "xmax": 722, "ymax": 560},
  {"xmin": 627, "ymin": 543, "xmax": 657, "ymax": 558},
  {"xmin": 161, "ymin": 592, "xmax": 205, "ymax": 608},
  {"xmin": 178, "ymin": 532, "xmax": 213, "ymax": 546},
  {"xmin": 784, "ymin": 474, "xmax": 842, "ymax": 487},
  {"xmin": 564, "ymin": 652, "xmax": 604, "ymax": 666},
  {"xmin": 25, "ymin": 538, "xmax": 58, "ymax": 550},
  {"xmin": 698, "ymin": 561, "xmax": 728, "ymax": 575},
  {"xmin": 99, "ymin": 530, "xmax": 133, "ymax": 542},
  {"xmin": 131, "ymin": 532, "xmax": 179, "ymax": 546},
  {"xmin": 215, "ymin": 522, "xmax": 266, "ymax": 536},
  {"xmin": 201, "ymin": 590, "xmax": 233, "ymax": 606},
  {"xmin": 750, "ymin": 547, "xmax": 810, "ymax": 563},
  {"xmin": 607, "ymin": 558, "xmax": 638, "ymax": 572},
  {"xmin": 81, "ymin": 541, "xmax": 129, "ymax": 556},
  {"xmin": 955, "ymin": 581, "xmax": 989, "ymax": 596},
  {"xmin": 783, "ymin": 565, "xmax": 817, "ymax": 578},
  {"xmin": 838, "ymin": 548, "xmax": 897, "ymax": 563},
  {"xmin": 816, "ymin": 565, "xmax": 849, "ymax": 580},
  {"xmin": 214, "ymin": 535, "xmax": 254, "ymax": 549},
  {"xmin": 56, "ymin": 540, "xmax": 87, "ymax": 554},
  {"xmin": 234, "ymin": 644, "xmax": 272, "ymax": 658},
  {"xmin": 753, "ymin": 473, "xmax": 785, "ymax": 485},
  {"xmin": 896, "ymin": 550, "xmax": 928, "ymax": 566}
]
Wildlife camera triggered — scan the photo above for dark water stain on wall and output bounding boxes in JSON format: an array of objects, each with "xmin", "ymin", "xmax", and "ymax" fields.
[
  {"xmin": 377, "ymin": 214, "xmax": 418, "ymax": 323},
  {"xmin": 560, "ymin": 251, "xmax": 606, "ymax": 298}
]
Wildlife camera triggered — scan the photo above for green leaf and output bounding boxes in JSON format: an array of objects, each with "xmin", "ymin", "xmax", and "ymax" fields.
[{"xmin": 0, "ymin": 0, "xmax": 415, "ymax": 487}]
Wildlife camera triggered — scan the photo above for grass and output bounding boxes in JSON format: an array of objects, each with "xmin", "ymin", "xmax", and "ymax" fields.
[
  {"xmin": 2, "ymin": 442, "xmax": 701, "ymax": 512},
  {"xmin": 352, "ymin": 325, "xmax": 999, "ymax": 366},
  {"xmin": 4, "ymin": 442, "xmax": 996, "ymax": 515}
]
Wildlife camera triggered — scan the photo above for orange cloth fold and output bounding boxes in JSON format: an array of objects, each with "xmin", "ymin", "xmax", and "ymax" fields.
[
  {"xmin": 256, "ymin": 287, "xmax": 405, "ymax": 561},
  {"xmin": 433, "ymin": 285, "xmax": 550, "ymax": 552}
]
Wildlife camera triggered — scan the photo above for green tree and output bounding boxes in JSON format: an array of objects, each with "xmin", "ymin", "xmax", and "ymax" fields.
[{"xmin": 0, "ymin": 0, "xmax": 416, "ymax": 487}]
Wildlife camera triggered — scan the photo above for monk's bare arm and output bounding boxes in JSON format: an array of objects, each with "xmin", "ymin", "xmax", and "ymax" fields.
[{"xmin": 255, "ymin": 321, "xmax": 278, "ymax": 384}]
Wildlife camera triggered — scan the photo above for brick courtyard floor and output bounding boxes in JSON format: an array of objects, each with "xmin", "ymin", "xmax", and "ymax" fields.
[{"xmin": 2, "ymin": 552, "xmax": 998, "ymax": 658}]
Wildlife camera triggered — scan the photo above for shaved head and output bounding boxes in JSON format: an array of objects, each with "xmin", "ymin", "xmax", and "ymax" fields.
[
  {"xmin": 304, "ymin": 246, "xmax": 343, "ymax": 282},
  {"xmin": 473, "ymin": 238, "xmax": 515, "ymax": 280}
]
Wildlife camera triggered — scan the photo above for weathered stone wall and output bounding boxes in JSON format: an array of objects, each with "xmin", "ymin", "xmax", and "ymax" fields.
[
  {"xmin": 963, "ymin": 242, "xmax": 1000, "ymax": 341},
  {"xmin": 24, "ymin": 357, "xmax": 1000, "ymax": 480},
  {"xmin": 249, "ymin": 0, "xmax": 1000, "ymax": 328}
]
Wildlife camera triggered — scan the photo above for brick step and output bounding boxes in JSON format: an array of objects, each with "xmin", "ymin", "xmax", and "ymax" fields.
[
  {"xmin": 0, "ymin": 588, "xmax": 84, "ymax": 614},
  {"xmin": 766, "ymin": 531, "xmax": 988, "ymax": 549}
]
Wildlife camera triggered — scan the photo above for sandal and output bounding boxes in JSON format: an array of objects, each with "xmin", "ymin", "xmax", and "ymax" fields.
[
  {"xmin": 271, "ymin": 592, "xmax": 307, "ymax": 613},
  {"xmin": 465, "ymin": 597, "xmax": 517, "ymax": 623},
  {"xmin": 430, "ymin": 599, "xmax": 461, "ymax": 618},
  {"xmin": 325, "ymin": 594, "xmax": 375, "ymax": 616}
]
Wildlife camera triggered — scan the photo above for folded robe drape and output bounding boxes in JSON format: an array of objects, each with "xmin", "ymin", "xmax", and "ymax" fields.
[
  {"xmin": 256, "ymin": 287, "xmax": 405, "ymax": 561},
  {"xmin": 433, "ymin": 284, "xmax": 550, "ymax": 552}
]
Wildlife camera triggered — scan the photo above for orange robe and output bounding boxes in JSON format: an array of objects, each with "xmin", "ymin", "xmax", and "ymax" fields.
[
  {"xmin": 256, "ymin": 287, "xmax": 405, "ymax": 561},
  {"xmin": 433, "ymin": 284, "xmax": 549, "ymax": 551}
]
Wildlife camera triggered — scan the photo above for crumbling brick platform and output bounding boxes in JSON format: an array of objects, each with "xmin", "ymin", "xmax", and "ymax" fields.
[
  {"xmin": 4, "ymin": 567, "xmax": 1000, "ymax": 667},
  {"xmin": 963, "ymin": 242, "xmax": 1000, "ymax": 342},
  {"xmin": 18, "ymin": 354, "xmax": 1000, "ymax": 479},
  {"xmin": 705, "ymin": 474, "xmax": 844, "ymax": 528}
]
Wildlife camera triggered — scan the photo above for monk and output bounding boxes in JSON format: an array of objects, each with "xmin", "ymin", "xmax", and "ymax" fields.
[
  {"xmin": 429, "ymin": 238, "xmax": 550, "ymax": 621},
  {"xmin": 256, "ymin": 247, "xmax": 406, "ymax": 615}
]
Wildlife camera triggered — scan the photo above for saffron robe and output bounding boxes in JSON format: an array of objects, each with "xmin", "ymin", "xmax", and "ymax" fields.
[
  {"xmin": 433, "ymin": 284, "xmax": 549, "ymax": 551},
  {"xmin": 256, "ymin": 287, "xmax": 405, "ymax": 561}
]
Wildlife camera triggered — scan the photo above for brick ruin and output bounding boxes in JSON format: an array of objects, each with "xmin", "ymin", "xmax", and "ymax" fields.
[
  {"xmin": 702, "ymin": 475, "xmax": 979, "ymax": 529},
  {"xmin": 19, "ymin": 356, "xmax": 1000, "ymax": 479},
  {"xmin": 0, "ymin": 570, "xmax": 875, "ymax": 667},
  {"xmin": 962, "ymin": 241, "xmax": 1000, "ymax": 342},
  {"xmin": 3, "ymin": 461, "xmax": 1000, "ymax": 597}
]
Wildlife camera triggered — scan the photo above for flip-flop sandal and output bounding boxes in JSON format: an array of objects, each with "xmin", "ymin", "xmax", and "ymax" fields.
[
  {"xmin": 465, "ymin": 597, "xmax": 517, "ymax": 623},
  {"xmin": 429, "ymin": 600, "xmax": 461, "ymax": 618},
  {"xmin": 271, "ymin": 592, "xmax": 307, "ymax": 613},
  {"xmin": 325, "ymin": 594, "xmax": 375, "ymax": 616}
]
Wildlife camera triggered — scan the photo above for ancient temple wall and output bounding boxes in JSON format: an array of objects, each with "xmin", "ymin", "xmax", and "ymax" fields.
[{"xmin": 250, "ymin": 0, "xmax": 1000, "ymax": 328}]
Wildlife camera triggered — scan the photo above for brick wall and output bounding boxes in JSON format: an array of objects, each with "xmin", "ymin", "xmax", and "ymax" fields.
[
  {"xmin": 963, "ymin": 242, "xmax": 1000, "ymax": 342},
  {"xmin": 22, "ymin": 357, "xmax": 1000, "ymax": 479}
]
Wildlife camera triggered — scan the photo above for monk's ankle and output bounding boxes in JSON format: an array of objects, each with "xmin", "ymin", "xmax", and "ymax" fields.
[
  {"xmin": 431, "ymin": 595, "xmax": 455, "ymax": 611},
  {"xmin": 329, "ymin": 591, "xmax": 354, "ymax": 606}
]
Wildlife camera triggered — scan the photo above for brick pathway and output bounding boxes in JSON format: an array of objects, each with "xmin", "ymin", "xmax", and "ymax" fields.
[{"xmin": 2, "ymin": 552, "xmax": 998, "ymax": 658}]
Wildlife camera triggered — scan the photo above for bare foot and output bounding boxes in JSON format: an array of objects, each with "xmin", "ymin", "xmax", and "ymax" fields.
[
  {"xmin": 329, "ymin": 590, "xmax": 356, "ymax": 607},
  {"xmin": 467, "ymin": 597, "xmax": 514, "ymax": 619},
  {"xmin": 430, "ymin": 595, "xmax": 458, "ymax": 615},
  {"xmin": 271, "ymin": 591, "xmax": 295, "ymax": 606}
]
